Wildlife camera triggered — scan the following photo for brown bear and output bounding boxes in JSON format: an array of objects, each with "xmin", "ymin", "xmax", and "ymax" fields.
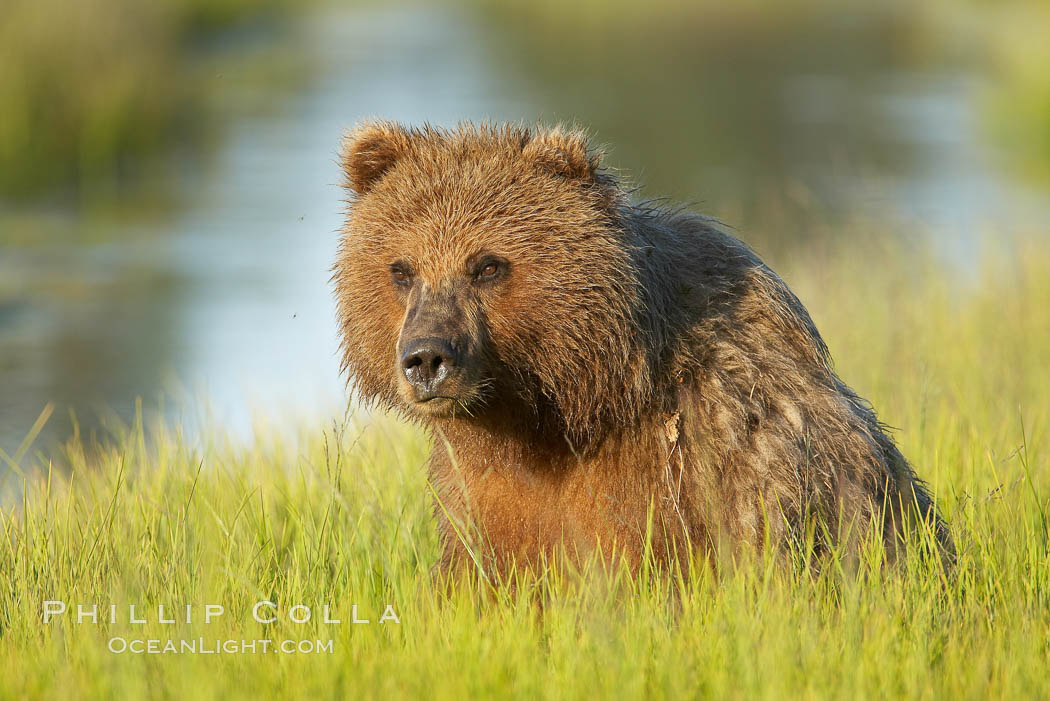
[{"xmin": 333, "ymin": 121, "xmax": 949, "ymax": 578}]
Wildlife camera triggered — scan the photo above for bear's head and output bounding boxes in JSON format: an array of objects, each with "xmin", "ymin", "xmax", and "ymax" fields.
[{"xmin": 334, "ymin": 122, "xmax": 654, "ymax": 449}]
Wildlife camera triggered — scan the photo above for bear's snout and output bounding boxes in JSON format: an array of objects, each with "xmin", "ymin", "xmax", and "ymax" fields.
[
  {"xmin": 394, "ymin": 281, "xmax": 487, "ymax": 415},
  {"xmin": 401, "ymin": 337, "xmax": 459, "ymax": 398}
]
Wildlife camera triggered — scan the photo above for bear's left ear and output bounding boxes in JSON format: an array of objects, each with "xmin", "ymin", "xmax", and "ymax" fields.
[
  {"xmin": 340, "ymin": 121, "xmax": 413, "ymax": 195},
  {"xmin": 522, "ymin": 127, "xmax": 603, "ymax": 182}
]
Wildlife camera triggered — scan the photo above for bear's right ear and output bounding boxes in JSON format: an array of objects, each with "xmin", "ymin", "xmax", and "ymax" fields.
[
  {"xmin": 522, "ymin": 126, "xmax": 602, "ymax": 182},
  {"xmin": 340, "ymin": 121, "xmax": 412, "ymax": 195}
]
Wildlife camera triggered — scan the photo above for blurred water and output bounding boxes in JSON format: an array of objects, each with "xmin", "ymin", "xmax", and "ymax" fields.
[{"xmin": 0, "ymin": 2, "xmax": 1047, "ymax": 467}]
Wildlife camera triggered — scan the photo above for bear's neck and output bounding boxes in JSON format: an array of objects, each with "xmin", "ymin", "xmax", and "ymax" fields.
[
  {"xmin": 429, "ymin": 406, "xmax": 670, "ymax": 476},
  {"xmin": 430, "ymin": 407, "xmax": 573, "ymax": 470},
  {"xmin": 424, "ymin": 407, "xmax": 699, "ymax": 572}
]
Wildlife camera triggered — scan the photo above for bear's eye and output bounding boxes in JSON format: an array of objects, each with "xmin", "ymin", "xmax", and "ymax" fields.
[
  {"xmin": 391, "ymin": 264, "xmax": 413, "ymax": 287},
  {"xmin": 473, "ymin": 257, "xmax": 507, "ymax": 284}
]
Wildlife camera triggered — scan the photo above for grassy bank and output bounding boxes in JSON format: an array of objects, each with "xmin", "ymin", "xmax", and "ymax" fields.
[
  {"xmin": 0, "ymin": 0, "xmax": 302, "ymax": 202},
  {"xmin": 1, "ymin": 237, "xmax": 1049, "ymax": 698}
]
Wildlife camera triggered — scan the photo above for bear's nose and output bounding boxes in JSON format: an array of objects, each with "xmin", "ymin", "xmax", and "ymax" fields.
[{"xmin": 401, "ymin": 338, "xmax": 458, "ymax": 395}]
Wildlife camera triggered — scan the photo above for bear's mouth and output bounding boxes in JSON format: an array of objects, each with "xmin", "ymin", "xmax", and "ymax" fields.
[{"xmin": 411, "ymin": 395, "xmax": 463, "ymax": 417}]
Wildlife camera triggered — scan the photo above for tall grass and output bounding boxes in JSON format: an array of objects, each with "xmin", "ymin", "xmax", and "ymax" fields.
[{"xmin": 1, "ymin": 237, "xmax": 1048, "ymax": 698}]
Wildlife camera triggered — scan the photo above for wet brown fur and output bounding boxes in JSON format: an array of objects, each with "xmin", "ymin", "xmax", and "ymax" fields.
[{"xmin": 333, "ymin": 121, "xmax": 950, "ymax": 577}]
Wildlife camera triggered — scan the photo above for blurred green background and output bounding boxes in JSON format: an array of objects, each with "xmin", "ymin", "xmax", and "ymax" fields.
[{"xmin": 1, "ymin": 0, "xmax": 1049, "ymax": 457}]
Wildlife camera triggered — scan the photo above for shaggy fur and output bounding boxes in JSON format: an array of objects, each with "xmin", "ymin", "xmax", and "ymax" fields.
[{"xmin": 333, "ymin": 121, "xmax": 949, "ymax": 576}]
